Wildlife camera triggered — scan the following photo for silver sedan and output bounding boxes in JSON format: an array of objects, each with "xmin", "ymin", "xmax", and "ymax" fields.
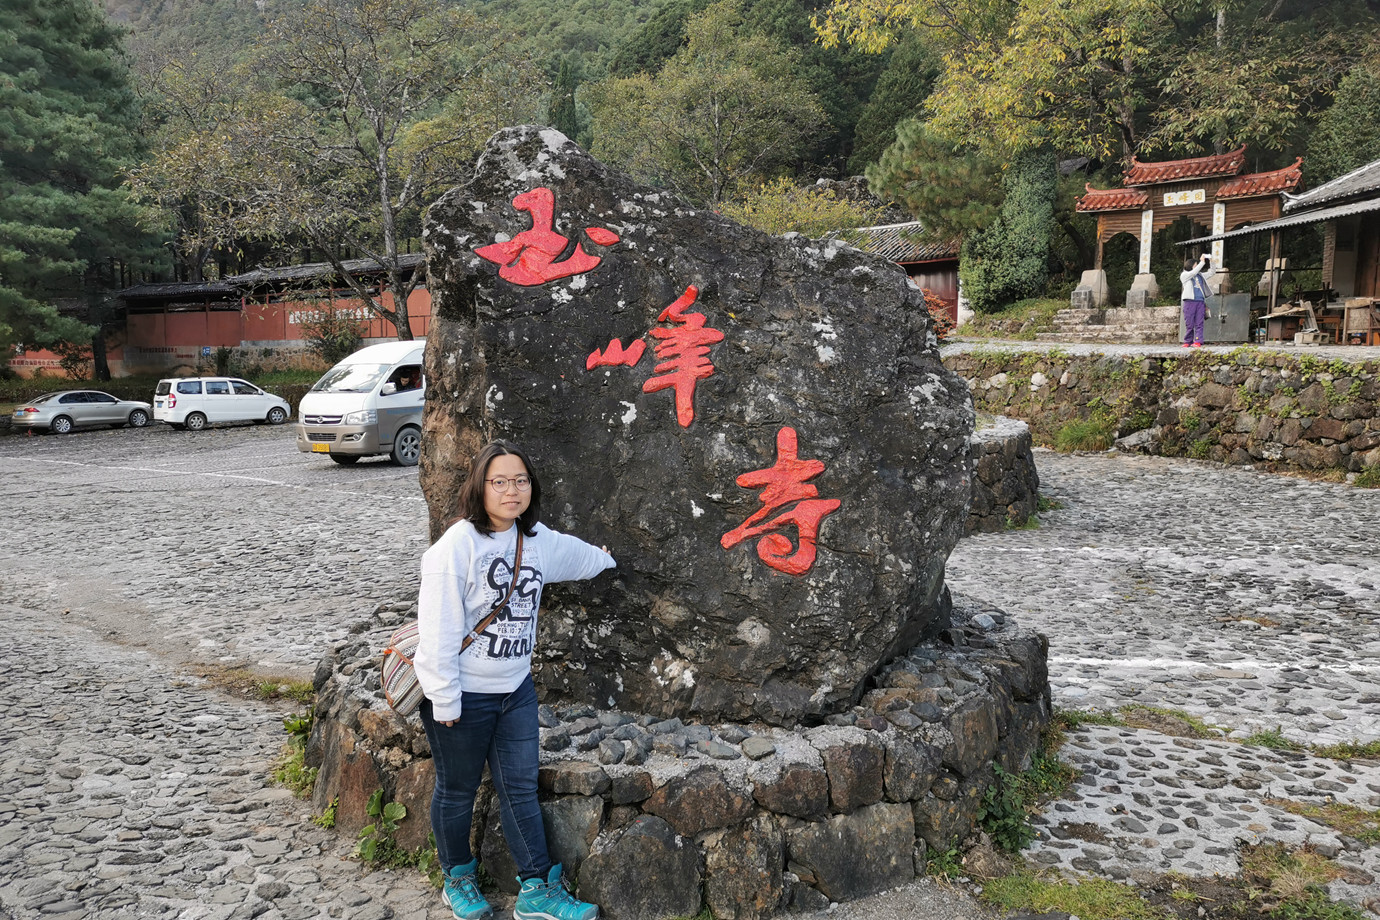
[{"xmin": 10, "ymin": 390, "xmax": 153, "ymax": 434}]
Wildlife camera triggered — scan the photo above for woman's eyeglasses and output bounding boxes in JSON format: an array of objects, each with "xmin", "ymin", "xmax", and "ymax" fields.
[{"xmin": 486, "ymin": 476, "xmax": 531, "ymax": 492}]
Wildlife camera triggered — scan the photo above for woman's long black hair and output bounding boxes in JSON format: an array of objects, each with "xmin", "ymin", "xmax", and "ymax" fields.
[{"xmin": 456, "ymin": 439, "xmax": 542, "ymax": 537}]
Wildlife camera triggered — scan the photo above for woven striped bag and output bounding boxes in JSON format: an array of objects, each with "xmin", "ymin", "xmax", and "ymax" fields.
[{"xmin": 382, "ymin": 621, "xmax": 424, "ymax": 714}]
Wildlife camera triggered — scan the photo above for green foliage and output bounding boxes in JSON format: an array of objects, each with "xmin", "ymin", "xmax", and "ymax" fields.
[
  {"xmin": 924, "ymin": 846, "xmax": 963, "ymax": 878},
  {"xmin": 1356, "ymin": 467, "xmax": 1380, "ymax": 489},
  {"xmin": 1310, "ymin": 738, "xmax": 1380, "ymax": 760},
  {"xmin": 1054, "ymin": 417, "xmax": 1115, "ymax": 453},
  {"xmin": 129, "ymin": 0, "xmax": 543, "ymax": 340},
  {"xmin": 1188, "ymin": 439, "xmax": 1212, "ymax": 460},
  {"xmin": 817, "ymin": 0, "xmax": 1374, "ymax": 162},
  {"xmin": 0, "ymin": 0, "xmax": 162, "ymax": 363},
  {"xmin": 866, "ymin": 120, "xmax": 999, "ymax": 238},
  {"xmin": 271, "ymin": 709, "xmax": 318, "ymax": 798},
  {"xmin": 847, "ymin": 34, "xmax": 938, "ymax": 172},
  {"xmin": 607, "ymin": 0, "xmax": 708, "ymax": 77},
  {"xmin": 959, "ymin": 298, "xmax": 1064, "ymax": 341},
  {"xmin": 719, "ymin": 178, "xmax": 886, "ymax": 237},
  {"xmin": 548, "ymin": 59, "xmax": 580, "ymax": 139},
  {"xmin": 980, "ymin": 871, "xmax": 1168, "ymax": 920},
  {"xmin": 589, "ymin": 0, "xmax": 825, "ymax": 205},
  {"xmin": 314, "ymin": 797, "xmax": 338, "ymax": 829},
  {"xmin": 1053, "ymin": 709, "xmax": 1124, "ymax": 731},
  {"xmin": 1309, "ymin": 64, "xmax": 1380, "ymax": 184},
  {"xmin": 356, "ymin": 788, "xmax": 411, "ymax": 867},
  {"xmin": 1243, "ymin": 727, "xmax": 1302, "ymax": 751},
  {"xmin": 960, "ymin": 149, "xmax": 1054, "ymax": 314},
  {"xmin": 979, "ymin": 772, "xmax": 1034, "ymax": 852},
  {"xmin": 1271, "ymin": 890, "xmax": 1371, "ymax": 920},
  {"xmin": 1035, "ymin": 494, "xmax": 1063, "ymax": 513},
  {"xmin": 296, "ymin": 299, "xmax": 366, "ymax": 366}
]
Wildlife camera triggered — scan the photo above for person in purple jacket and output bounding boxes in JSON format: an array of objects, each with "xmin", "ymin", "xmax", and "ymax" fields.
[
  {"xmin": 1180, "ymin": 253, "xmax": 1216, "ymax": 348},
  {"xmin": 415, "ymin": 440, "xmax": 614, "ymax": 920}
]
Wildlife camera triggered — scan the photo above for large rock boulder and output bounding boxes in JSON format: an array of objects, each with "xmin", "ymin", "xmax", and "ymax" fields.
[{"xmin": 420, "ymin": 126, "xmax": 974, "ymax": 727}]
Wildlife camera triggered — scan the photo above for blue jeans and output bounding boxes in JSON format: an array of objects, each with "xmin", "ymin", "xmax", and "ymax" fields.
[{"xmin": 420, "ymin": 674, "xmax": 551, "ymax": 879}]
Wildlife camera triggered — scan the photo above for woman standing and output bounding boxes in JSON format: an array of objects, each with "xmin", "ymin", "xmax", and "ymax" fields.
[
  {"xmin": 415, "ymin": 440, "xmax": 613, "ymax": 920},
  {"xmin": 1180, "ymin": 253, "xmax": 1216, "ymax": 348}
]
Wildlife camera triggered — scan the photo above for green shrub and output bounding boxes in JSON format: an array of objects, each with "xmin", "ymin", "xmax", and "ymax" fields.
[
  {"xmin": 1054, "ymin": 418, "xmax": 1114, "ymax": 452},
  {"xmin": 960, "ymin": 150, "xmax": 1055, "ymax": 314}
]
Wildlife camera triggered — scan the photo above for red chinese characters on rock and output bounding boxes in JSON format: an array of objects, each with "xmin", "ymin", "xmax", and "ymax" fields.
[
  {"xmin": 641, "ymin": 285, "xmax": 723, "ymax": 427},
  {"xmin": 474, "ymin": 187, "xmax": 620, "ymax": 286},
  {"xmin": 586, "ymin": 338, "xmax": 645, "ymax": 370},
  {"xmin": 584, "ymin": 285, "xmax": 723, "ymax": 427},
  {"xmin": 721, "ymin": 427, "xmax": 842, "ymax": 576}
]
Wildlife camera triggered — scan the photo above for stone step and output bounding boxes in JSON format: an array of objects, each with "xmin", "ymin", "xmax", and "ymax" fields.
[
  {"xmin": 1053, "ymin": 308, "xmax": 1104, "ymax": 324},
  {"xmin": 1035, "ymin": 330, "xmax": 1179, "ymax": 344},
  {"xmin": 1102, "ymin": 306, "xmax": 1181, "ymax": 324}
]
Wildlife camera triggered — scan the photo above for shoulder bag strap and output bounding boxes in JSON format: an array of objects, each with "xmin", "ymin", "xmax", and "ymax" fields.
[{"xmin": 460, "ymin": 530, "xmax": 525, "ymax": 653}]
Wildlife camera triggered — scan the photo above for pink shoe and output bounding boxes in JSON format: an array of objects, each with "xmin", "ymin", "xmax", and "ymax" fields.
[
  {"xmin": 1181, "ymin": 343, "xmax": 1192, "ymax": 348},
  {"xmin": 1192, "ymin": 343, "xmax": 1203, "ymax": 348}
]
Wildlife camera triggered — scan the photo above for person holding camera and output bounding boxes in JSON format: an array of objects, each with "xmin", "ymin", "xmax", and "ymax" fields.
[{"xmin": 1180, "ymin": 253, "xmax": 1215, "ymax": 348}]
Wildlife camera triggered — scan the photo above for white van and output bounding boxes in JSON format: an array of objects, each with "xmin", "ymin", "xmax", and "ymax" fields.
[
  {"xmin": 296, "ymin": 340, "xmax": 425, "ymax": 466},
  {"xmin": 153, "ymin": 377, "xmax": 292, "ymax": 430}
]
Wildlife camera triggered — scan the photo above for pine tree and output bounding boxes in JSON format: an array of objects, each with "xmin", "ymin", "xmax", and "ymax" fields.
[
  {"xmin": 549, "ymin": 59, "xmax": 580, "ymax": 140},
  {"xmin": 865, "ymin": 120, "xmax": 1001, "ymax": 238},
  {"xmin": 0, "ymin": 0, "xmax": 157, "ymax": 366}
]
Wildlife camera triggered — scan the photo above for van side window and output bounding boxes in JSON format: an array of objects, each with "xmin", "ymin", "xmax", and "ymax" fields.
[
  {"xmin": 176, "ymin": 381, "xmax": 202, "ymax": 395},
  {"xmin": 206, "ymin": 380, "xmax": 230, "ymax": 395},
  {"xmin": 232, "ymin": 381, "xmax": 262, "ymax": 395},
  {"xmin": 155, "ymin": 381, "xmax": 172, "ymax": 396},
  {"xmin": 388, "ymin": 364, "xmax": 423, "ymax": 392}
]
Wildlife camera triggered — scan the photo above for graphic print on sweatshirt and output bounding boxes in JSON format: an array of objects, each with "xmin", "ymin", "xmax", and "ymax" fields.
[{"xmin": 475, "ymin": 547, "xmax": 543, "ymax": 660}]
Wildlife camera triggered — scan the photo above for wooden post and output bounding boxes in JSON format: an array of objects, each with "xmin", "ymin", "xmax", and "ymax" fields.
[{"xmin": 1267, "ymin": 229, "xmax": 1282, "ymax": 315}]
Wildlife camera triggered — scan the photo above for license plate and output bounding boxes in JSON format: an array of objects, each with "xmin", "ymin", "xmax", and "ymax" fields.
[{"xmin": 311, "ymin": 443, "xmax": 330, "ymax": 453}]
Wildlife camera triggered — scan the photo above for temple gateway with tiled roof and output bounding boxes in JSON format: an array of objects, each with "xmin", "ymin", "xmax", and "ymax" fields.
[{"xmin": 1072, "ymin": 146, "xmax": 1302, "ymax": 308}]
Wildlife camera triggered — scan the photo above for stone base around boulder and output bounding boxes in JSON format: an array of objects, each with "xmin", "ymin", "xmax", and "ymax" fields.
[{"xmin": 306, "ymin": 598, "xmax": 1051, "ymax": 920}]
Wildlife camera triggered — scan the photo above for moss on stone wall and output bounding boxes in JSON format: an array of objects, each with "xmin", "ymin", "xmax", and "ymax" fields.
[{"xmin": 943, "ymin": 349, "xmax": 1380, "ymax": 481}]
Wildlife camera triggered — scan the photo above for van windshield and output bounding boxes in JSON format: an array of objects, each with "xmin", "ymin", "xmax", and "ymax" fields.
[{"xmin": 310, "ymin": 363, "xmax": 390, "ymax": 393}]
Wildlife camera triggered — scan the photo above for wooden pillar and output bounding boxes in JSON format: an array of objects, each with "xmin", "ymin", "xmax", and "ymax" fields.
[
  {"xmin": 1211, "ymin": 202, "xmax": 1227, "ymax": 291},
  {"xmin": 1138, "ymin": 209, "xmax": 1154, "ymax": 274},
  {"xmin": 1095, "ymin": 217, "xmax": 1105, "ymax": 270},
  {"xmin": 1267, "ymin": 230, "xmax": 1282, "ymax": 315}
]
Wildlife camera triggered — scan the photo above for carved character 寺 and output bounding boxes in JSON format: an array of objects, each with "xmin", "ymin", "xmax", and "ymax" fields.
[{"xmin": 721, "ymin": 427, "xmax": 841, "ymax": 576}]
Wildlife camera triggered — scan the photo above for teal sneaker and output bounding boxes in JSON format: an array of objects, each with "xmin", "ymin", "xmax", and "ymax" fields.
[
  {"xmin": 513, "ymin": 864, "xmax": 598, "ymax": 920},
  {"xmin": 442, "ymin": 859, "xmax": 493, "ymax": 920}
]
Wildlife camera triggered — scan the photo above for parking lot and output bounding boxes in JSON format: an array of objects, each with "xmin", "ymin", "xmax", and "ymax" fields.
[{"xmin": 0, "ymin": 423, "xmax": 429, "ymax": 677}]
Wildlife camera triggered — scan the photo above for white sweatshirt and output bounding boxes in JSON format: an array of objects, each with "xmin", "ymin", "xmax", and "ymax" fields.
[
  {"xmin": 1180, "ymin": 258, "xmax": 1216, "ymax": 302},
  {"xmin": 414, "ymin": 519, "xmax": 614, "ymax": 722}
]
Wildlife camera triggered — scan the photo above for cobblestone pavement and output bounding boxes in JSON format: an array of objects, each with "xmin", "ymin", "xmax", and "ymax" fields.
[
  {"xmin": 1, "ymin": 424, "xmax": 1378, "ymax": 918},
  {"xmin": 948, "ymin": 450, "xmax": 1380, "ymax": 908}
]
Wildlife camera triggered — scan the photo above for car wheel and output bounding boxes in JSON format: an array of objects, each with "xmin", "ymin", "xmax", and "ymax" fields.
[
  {"xmin": 330, "ymin": 454, "xmax": 361, "ymax": 465},
  {"xmin": 128, "ymin": 409, "xmax": 150, "ymax": 428},
  {"xmin": 266, "ymin": 406, "xmax": 288, "ymax": 425},
  {"xmin": 51, "ymin": 415, "xmax": 74, "ymax": 435},
  {"xmin": 184, "ymin": 412, "xmax": 208, "ymax": 431},
  {"xmin": 391, "ymin": 426, "xmax": 421, "ymax": 466}
]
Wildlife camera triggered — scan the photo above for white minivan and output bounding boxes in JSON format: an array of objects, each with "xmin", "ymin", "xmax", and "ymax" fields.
[
  {"xmin": 153, "ymin": 377, "xmax": 292, "ymax": 430},
  {"xmin": 296, "ymin": 340, "xmax": 425, "ymax": 466}
]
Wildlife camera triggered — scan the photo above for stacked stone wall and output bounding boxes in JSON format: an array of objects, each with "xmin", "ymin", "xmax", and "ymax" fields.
[
  {"xmin": 966, "ymin": 416, "xmax": 1040, "ymax": 533},
  {"xmin": 306, "ymin": 599, "xmax": 1050, "ymax": 919},
  {"xmin": 944, "ymin": 349, "xmax": 1380, "ymax": 477}
]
